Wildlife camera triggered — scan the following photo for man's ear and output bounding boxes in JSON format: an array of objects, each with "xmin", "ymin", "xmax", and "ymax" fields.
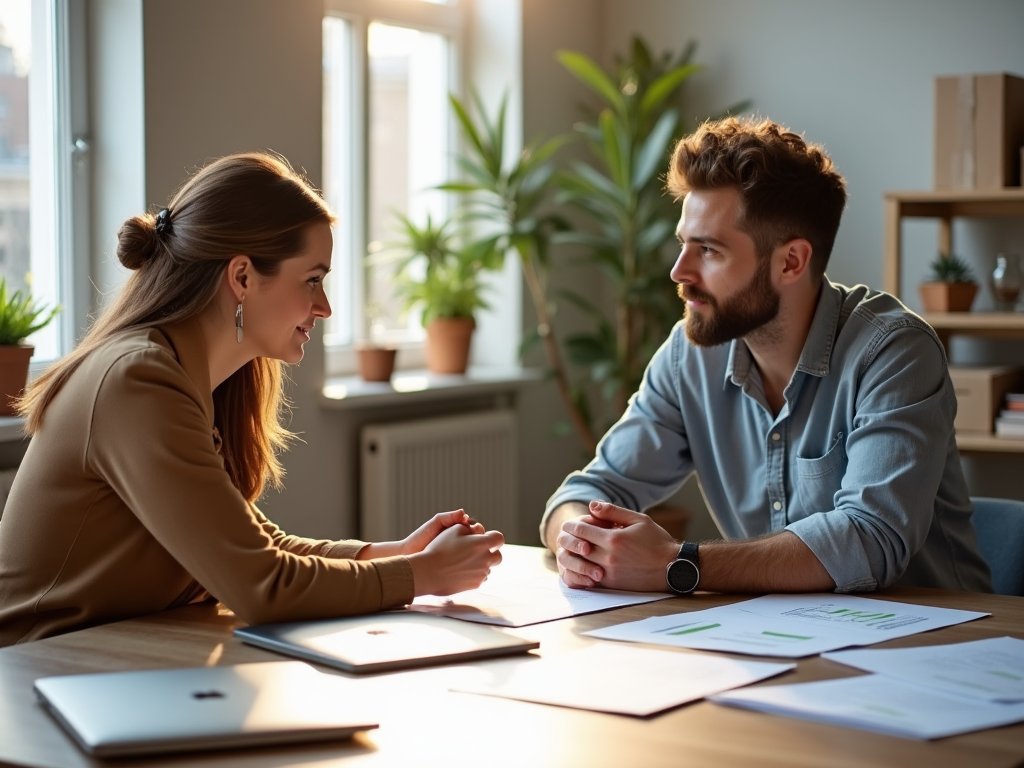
[
  {"xmin": 225, "ymin": 255, "xmax": 252, "ymax": 301},
  {"xmin": 776, "ymin": 238, "xmax": 814, "ymax": 286}
]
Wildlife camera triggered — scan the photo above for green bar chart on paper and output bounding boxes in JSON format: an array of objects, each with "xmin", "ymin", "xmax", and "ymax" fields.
[{"xmin": 585, "ymin": 594, "xmax": 989, "ymax": 659}]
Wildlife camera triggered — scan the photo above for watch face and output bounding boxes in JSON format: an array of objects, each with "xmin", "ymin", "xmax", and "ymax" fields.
[{"xmin": 667, "ymin": 559, "xmax": 699, "ymax": 594}]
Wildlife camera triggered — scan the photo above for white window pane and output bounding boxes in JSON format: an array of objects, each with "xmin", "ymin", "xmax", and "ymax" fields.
[
  {"xmin": 367, "ymin": 21, "xmax": 449, "ymax": 341},
  {"xmin": 0, "ymin": 2, "xmax": 43, "ymax": 352},
  {"xmin": 322, "ymin": 15, "xmax": 355, "ymax": 347}
]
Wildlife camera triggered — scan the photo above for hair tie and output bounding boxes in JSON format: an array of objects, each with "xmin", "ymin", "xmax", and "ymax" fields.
[{"xmin": 155, "ymin": 208, "xmax": 173, "ymax": 236}]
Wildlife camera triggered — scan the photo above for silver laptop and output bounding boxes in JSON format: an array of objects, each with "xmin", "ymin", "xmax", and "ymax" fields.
[
  {"xmin": 234, "ymin": 612, "xmax": 540, "ymax": 674},
  {"xmin": 34, "ymin": 661, "xmax": 377, "ymax": 758}
]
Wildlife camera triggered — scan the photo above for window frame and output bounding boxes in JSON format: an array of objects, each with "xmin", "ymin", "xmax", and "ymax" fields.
[
  {"xmin": 322, "ymin": 0, "xmax": 465, "ymax": 375},
  {"xmin": 24, "ymin": 0, "xmax": 89, "ymax": 373}
]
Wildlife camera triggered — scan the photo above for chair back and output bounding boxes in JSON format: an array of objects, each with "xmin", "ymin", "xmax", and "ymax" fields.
[{"xmin": 971, "ymin": 496, "xmax": 1024, "ymax": 596}]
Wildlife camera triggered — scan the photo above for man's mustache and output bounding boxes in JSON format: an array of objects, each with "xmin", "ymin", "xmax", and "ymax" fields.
[{"xmin": 677, "ymin": 284, "xmax": 716, "ymax": 306}]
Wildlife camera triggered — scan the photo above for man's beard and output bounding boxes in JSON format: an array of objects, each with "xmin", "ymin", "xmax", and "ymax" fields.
[{"xmin": 678, "ymin": 256, "xmax": 780, "ymax": 347}]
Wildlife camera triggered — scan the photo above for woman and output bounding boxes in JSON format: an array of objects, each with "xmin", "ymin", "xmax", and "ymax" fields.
[{"xmin": 0, "ymin": 152, "xmax": 503, "ymax": 646}]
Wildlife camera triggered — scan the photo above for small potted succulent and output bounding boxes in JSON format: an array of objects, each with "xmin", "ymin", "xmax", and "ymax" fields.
[
  {"xmin": 379, "ymin": 212, "xmax": 497, "ymax": 375},
  {"xmin": 919, "ymin": 252, "xmax": 978, "ymax": 313},
  {"xmin": 0, "ymin": 278, "xmax": 60, "ymax": 415}
]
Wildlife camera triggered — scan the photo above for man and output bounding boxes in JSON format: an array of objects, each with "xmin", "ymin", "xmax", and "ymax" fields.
[{"xmin": 542, "ymin": 117, "xmax": 991, "ymax": 596}]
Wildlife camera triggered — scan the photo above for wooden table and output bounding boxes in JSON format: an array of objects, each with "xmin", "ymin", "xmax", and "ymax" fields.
[{"xmin": 2, "ymin": 546, "xmax": 1023, "ymax": 768}]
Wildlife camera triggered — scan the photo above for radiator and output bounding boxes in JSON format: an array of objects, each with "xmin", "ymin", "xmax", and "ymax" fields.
[{"xmin": 360, "ymin": 409, "xmax": 518, "ymax": 542}]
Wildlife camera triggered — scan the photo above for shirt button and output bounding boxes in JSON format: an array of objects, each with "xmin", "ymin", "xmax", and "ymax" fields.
[
  {"xmin": 771, "ymin": 432, "xmax": 781, "ymax": 441},
  {"xmin": 773, "ymin": 501, "xmax": 782, "ymax": 511}
]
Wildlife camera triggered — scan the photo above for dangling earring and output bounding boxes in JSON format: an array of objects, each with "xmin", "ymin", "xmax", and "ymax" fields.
[{"xmin": 235, "ymin": 301, "xmax": 244, "ymax": 343}]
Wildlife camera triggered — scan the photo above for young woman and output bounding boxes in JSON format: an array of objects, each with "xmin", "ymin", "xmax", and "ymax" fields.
[{"xmin": 0, "ymin": 152, "xmax": 504, "ymax": 646}]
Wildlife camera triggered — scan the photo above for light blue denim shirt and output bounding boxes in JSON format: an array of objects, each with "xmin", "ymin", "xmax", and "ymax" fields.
[{"xmin": 544, "ymin": 279, "xmax": 992, "ymax": 593}]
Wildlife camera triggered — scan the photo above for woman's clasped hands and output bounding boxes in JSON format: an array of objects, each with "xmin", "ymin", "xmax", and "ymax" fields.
[{"xmin": 358, "ymin": 509, "xmax": 503, "ymax": 598}]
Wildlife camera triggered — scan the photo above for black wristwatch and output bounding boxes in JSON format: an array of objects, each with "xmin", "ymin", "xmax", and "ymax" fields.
[{"xmin": 666, "ymin": 542, "xmax": 700, "ymax": 594}]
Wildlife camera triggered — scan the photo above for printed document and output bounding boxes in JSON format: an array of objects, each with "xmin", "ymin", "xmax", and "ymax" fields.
[
  {"xmin": 585, "ymin": 594, "xmax": 988, "ymax": 657},
  {"xmin": 453, "ymin": 643, "xmax": 794, "ymax": 716},
  {"xmin": 711, "ymin": 673, "xmax": 1024, "ymax": 739},
  {"xmin": 410, "ymin": 574, "xmax": 673, "ymax": 627},
  {"xmin": 823, "ymin": 636, "xmax": 1024, "ymax": 703}
]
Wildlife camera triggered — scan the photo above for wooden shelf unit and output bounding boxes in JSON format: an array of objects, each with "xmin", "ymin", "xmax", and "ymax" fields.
[{"xmin": 883, "ymin": 188, "xmax": 1024, "ymax": 454}]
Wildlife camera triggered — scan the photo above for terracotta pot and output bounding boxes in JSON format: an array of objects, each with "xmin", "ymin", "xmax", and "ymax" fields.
[
  {"xmin": 356, "ymin": 346, "xmax": 397, "ymax": 382},
  {"xmin": 425, "ymin": 317, "xmax": 475, "ymax": 374},
  {"xmin": 0, "ymin": 344, "xmax": 32, "ymax": 416},
  {"xmin": 918, "ymin": 281, "xmax": 978, "ymax": 312}
]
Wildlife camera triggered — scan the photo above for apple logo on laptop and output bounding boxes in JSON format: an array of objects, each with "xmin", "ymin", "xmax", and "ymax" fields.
[{"xmin": 192, "ymin": 690, "xmax": 226, "ymax": 700}]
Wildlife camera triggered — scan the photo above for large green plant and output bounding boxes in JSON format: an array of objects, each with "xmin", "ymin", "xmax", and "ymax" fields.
[
  {"xmin": 555, "ymin": 38, "xmax": 749, "ymax": 438},
  {"xmin": 442, "ymin": 93, "xmax": 601, "ymax": 447},
  {"xmin": 0, "ymin": 277, "xmax": 60, "ymax": 346}
]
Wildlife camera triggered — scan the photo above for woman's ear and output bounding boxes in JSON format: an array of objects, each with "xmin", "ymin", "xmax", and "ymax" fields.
[{"xmin": 225, "ymin": 255, "xmax": 252, "ymax": 301}]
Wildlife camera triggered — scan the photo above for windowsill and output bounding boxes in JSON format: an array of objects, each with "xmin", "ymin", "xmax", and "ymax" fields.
[
  {"xmin": 321, "ymin": 366, "xmax": 543, "ymax": 410},
  {"xmin": 0, "ymin": 417, "xmax": 26, "ymax": 443}
]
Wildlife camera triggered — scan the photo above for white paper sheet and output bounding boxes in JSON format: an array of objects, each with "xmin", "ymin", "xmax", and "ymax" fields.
[
  {"xmin": 452, "ymin": 643, "xmax": 794, "ymax": 716},
  {"xmin": 585, "ymin": 595, "xmax": 989, "ymax": 658},
  {"xmin": 823, "ymin": 636, "xmax": 1024, "ymax": 703},
  {"xmin": 410, "ymin": 574, "xmax": 673, "ymax": 627},
  {"xmin": 711, "ymin": 674, "xmax": 1024, "ymax": 740},
  {"xmin": 732, "ymin": 594, "xmax": 989, "ymax": 643}
]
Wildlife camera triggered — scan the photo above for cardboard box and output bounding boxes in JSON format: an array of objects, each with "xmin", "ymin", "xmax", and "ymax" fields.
[
  {"xmin": 948, "ymin": 365, "xmax": 1020, "ymax": 433},
  {"xmin": 935, "ymin": 73, "xmax": 1024, "ymax": 189}
]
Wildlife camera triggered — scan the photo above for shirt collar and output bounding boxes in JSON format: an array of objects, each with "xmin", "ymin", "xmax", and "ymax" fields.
[
  {"xmin": 723, "ymin": 276, "xmax": 842, "ymax": 389},
  {"xmin": 795, "ymin": 277, "xmax": 841, "ymax": 378}
]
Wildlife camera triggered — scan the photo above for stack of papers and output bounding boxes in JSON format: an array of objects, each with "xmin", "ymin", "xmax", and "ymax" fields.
[
  {"xmin": 711, "ymin": 637, "xmax": 1024, "ymax": 739},
  {"xmin": 452, "ymin": 644, "xmax": 793, "ymax": 716},
  {"xmin": 585, "ymin": 594, "xmax": 988, "ymax": 657}
]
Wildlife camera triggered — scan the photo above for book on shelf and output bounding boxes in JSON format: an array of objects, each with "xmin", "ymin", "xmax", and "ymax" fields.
[
  {"xmin": 995, "ymin": 419, "xmax": 1024, "ymax": 438},
  {"xmin": 998, "ymin": 409, "xmax": 1024, "ymax": 422},
  {"xmin": 1005, "ymin": 393, "xmax": 1024, "ymax": 407}
]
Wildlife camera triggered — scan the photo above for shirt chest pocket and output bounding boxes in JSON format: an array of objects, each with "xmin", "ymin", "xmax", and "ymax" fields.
[{"xmin": 793, "ymin": 433, "xmax": 847, "ymax": 517}]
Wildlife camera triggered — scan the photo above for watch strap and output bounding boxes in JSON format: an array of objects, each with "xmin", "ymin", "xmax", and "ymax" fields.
[{"xmin": 677, "ymin": 541, "xmax": 699, "ymax": 564}]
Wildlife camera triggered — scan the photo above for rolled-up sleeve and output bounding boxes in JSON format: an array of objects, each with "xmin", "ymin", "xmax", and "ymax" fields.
[
  {"xmin": 786, "ymin": 324, "xmax": 953, "ymax": 591},
  {"xmin": 87, "ymin": 348, "xmax": 415, "ymax": 624},
  {"xmin": 540, "ymin": 331, "xmax": 696, "ymax": 544}
]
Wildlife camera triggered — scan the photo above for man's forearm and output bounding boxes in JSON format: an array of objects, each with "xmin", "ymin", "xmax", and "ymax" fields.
[
  {"xmin": 542, "ymin": 501, "xmax": 589, "ymax": 552},
  {"xmin": 700, "ymin": 531, "xmax": 835, "ymax": 592}
]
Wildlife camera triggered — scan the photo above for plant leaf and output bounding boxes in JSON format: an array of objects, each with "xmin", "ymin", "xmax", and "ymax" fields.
[
  {"xmin": 557, "ymin": 50, "xmax": 627, "ymax": 118},
  {"xmin": 632, "ymin": 108, "xmax": 678, "ymax": 191}
]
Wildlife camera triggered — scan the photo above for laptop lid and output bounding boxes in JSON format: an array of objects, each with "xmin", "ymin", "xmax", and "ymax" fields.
[
  {"xmin": 34, "ymin": 661, "xmax": 377, "ymax": 758},
  {"xmin": 234, "ymin": 612, "xmax": 540, "ymax": 674}
]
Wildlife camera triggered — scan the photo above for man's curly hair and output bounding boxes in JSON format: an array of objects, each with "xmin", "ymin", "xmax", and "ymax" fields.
[{"xmin": 667, "ymin": 117, "xmax": 847, "ymax": 280}]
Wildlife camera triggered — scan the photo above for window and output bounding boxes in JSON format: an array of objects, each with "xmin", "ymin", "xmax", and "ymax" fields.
[
  {"xmin": 0, "ymin": 0, "xmax": 87, "ymax": 365},
  {"xmin": 323, "ymin": 0, "xmax": 461, "ymax": 370}
]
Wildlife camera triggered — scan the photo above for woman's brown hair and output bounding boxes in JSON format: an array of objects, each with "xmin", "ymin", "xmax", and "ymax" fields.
[{"xmin": 18, "ymin": 152, "xmax": 336, "ymax": 501}]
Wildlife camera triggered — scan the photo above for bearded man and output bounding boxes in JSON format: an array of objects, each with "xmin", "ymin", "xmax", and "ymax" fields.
[{"xmin": 541, "ymin": 117, "xmax": 991, "ymax": 595}]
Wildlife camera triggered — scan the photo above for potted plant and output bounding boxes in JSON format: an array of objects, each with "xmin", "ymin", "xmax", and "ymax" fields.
[
  {"xmin": 919, "ymin": 252, "xmax": 978, "ymax": 312},
  {"xmin": 0, "ymin": 278, "xmax": 60, "ymax": 415},
  {"xmin": 355, "ymin": 300, "xmax": 397, "ymax": 383},
  {"xmin": 380, "ymin": 212, "xmax": 497, "ymax": 375},
  {"xmin": 554, "ymin": 38, "xmax": 750, "ymax": 443}
]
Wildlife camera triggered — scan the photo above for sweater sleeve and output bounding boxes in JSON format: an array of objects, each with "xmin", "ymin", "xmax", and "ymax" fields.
[
  {"xmin": 86, "ymin": 347, "xmax": 413, "ymax": 624},
  {"xmin": 249, "ymin": 504, "xmax": 367, "ymax": 560}
]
